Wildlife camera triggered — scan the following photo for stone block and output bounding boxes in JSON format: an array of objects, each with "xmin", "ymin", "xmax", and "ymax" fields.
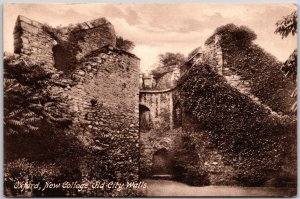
[
  {"xmin": 78, "ymin": 70, "xmax": 85, "ymax": 76},
  {"xmin": 31, "ymin": 20, "xmax": 43, "ymax": 29},
  {"xmin": 21, "ymin": 37, "xmax": 29, "ymax": 44},
  {"xmin": 21, "ymin": 48, "xmax": 31, "ymax": 55},
  {"xmin": 20, "ymin": 21, "xmax": 39, "ymax": 34},
  {"xmin": 13, "ymin": 31, "xmax": 22, "ymax": 39},
  {"xmin": 79, "ymin": 22, "xmax": 90, "ymax": 30},
  {"xmin": 85, "ymin": 21, "xmax": 94, "ymax": 28},
  {"xmin": 18, "ymin": 15, "xmax": 32, "ymax": 25}
]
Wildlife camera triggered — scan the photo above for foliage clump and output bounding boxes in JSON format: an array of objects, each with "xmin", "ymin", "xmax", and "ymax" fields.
[
  {"xmin": 275, "ymin": 10, "xmax": 297, "ymax": 38},
  {"xmin": 4, "ymin": 54, "xmax": 72, "ymax": 135},
  {"xmin": 4, "ymin": 54, "xmax": 86, "ymax": 196},
  {"xmin": 275, "ymin": 10, "xmax": 297, "ymax": 114},
  {"xmin": 149, "ymin": 52, "xmax": 185, "ymax": 80},
  {"xmin": 282, "ymin": 49, "xmax": 297, "ymax": 79},
  {"xmin": 159, "ymin": 52, "xmax": 186, "ymax": 67},
  {"xmin": 116, "ymin": 36, "xmax": 135, "ymax": 52},
  {"xmin": 205, "ymin": 24, "xmax": 257, "ymax": 46},
  {"xmin": 173, "ymin": 135, "xmax": 210, "ymax": 186}
]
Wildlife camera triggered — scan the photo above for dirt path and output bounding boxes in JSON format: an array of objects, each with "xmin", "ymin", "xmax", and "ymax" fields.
[{"xmin": 144, "ymin": 180, "xmax": 297, "ymax": 197}]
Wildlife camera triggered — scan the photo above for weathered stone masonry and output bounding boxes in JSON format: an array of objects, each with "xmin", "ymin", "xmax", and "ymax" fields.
[
  {"xmin": 140, "ymin": 89, "xmax": 175, "ymax": 130},
  {"xmin": 13, "ymin": 15, "xmax": 140, "ymax": 181},
  {"xmin": 69, "ymin": 17, "xmax": 116, "ymax": 60},
  {"xmin": 13, "ymin": 15, "xmax": 288, "ymax": 185},
  {"xmin": 14, "ymin": 16, "xmax": 56, "ymax": 66},
  {"xmin": 63, "ymin": 47, "xmax": 140, "ymax": 180},
  {"xmin": 139, "ymin": 88, "xmax": 182, "ymax": 177}
]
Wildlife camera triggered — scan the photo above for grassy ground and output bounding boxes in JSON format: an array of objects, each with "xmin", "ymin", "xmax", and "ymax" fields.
[{"xmin": 144, "ymin": 180, "xmax": 297, "ymax": 197}]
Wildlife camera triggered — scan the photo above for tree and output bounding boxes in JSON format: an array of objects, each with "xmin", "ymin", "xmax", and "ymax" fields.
[
  {"xmin": 275, "ymin": 11, "xmax": 297, "ymax": 38},
  {"xmin": 116, "ymin": 36, "xmax": 135, "ymax": 52},
  {"xmin": 4, "ymin": 54, "xmax": 72, "ymax": 135},
  {"xmin": 275, "ymin": 10, "xmax": 297, "ymax": 113},
  {"xmin": 4, "ymin": 54, "xmax": 84, "ymax": 196},
  {"xmin": 159, "ymin": 52, "xmax": 186, "ymax": 67}
]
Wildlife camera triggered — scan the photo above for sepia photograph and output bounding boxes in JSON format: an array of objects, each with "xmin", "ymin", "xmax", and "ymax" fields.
[{"xmin": 3, "ymin": 3, "xmax": 297, "ymax": 197}]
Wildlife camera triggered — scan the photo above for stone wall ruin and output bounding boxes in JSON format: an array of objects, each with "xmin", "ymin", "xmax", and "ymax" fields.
[
  {"xmin": 11, "ymin": 14, "xmax": 292, "ymax": 186},
  {"xmin": 12, "ymin": 15, "xmax": 140, "ymax": 181}
]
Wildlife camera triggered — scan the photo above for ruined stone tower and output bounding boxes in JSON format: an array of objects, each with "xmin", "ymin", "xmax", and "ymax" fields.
[{"xmin": 13, "ymin": 15, "xmax": 140, "ymax": 181}]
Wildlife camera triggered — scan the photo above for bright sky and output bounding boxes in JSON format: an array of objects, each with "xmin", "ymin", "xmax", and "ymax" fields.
[{"xmin": 3, "ymin": 3, "xmax": 297, "ymax": 72}]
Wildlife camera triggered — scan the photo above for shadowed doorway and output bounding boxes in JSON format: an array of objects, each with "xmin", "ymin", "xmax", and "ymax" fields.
[
  {"xmin": 139, "ymin": 105, "xmax": 152, "ymax": 132},
  {"xmin": 152, "ymin": 148, "xmax": 172, "ymax": 177}
]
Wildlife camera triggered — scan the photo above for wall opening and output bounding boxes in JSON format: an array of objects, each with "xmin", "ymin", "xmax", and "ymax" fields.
[
  {"xmin": 173, "ymin": 102, "xmax": 182, "ymax": 128},
  {"xmin": 152, "ymin": 148, "xmax": 172, "ymax": 176},
  {"xmin": 139, "ymin": 105, "xmax": 152, "ymax": 132},
  {"xmin": 53, "ymin": 45, "xmax": 68, "ymax": 72},
  {"xmin": 52, "ymin": 44, "xmax": 76, "ymax": 74}
]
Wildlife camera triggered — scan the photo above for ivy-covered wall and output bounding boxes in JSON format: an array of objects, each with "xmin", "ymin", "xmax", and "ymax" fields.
[
  {"xmin": 178, "ymin": 60, "xmax": 295, "ymax": 186},
  {"xmin": 191, "ymin": 25, "xmax": 297, "ymax": 186},
  {"xmin": 205, "ymin": 24, "xmax": 296, "ymax": 114}
]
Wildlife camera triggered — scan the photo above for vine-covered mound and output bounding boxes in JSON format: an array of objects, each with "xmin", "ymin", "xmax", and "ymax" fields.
[
  {"xmin": 178, "ymin": 63, "xmax": 295, "ymax": 185},
  {"xmin": 206, "ymin": 24, "xmax": 296, "ymax": 114}
]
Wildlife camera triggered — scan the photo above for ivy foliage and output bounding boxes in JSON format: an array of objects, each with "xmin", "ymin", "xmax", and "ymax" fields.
[
  {"xmin": 206, "ymin": 24, "xmax": 295, "ymax": 114},
  {"xmin": 205, "ymin": 24, "xmax": 257, "ymax": 46},
  {"xmin": 178, "ymin": 63, "xmax": 294, "ymax": 185},
  {"xmin": 4, "ymin": 54, "xmax": 72, "ymax": 135},
  {"xmin": 5, "ymin": 158, "xmax": 82, "ymax": 197},
  {"xmin": 172, "ymin": 135, "xmax": 210, "ymax": 186}
]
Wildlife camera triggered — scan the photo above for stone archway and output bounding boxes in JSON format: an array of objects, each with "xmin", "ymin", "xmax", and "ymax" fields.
[{"xmin": 152, "ymin": 148, "xmax": 172, "ymax": 176}]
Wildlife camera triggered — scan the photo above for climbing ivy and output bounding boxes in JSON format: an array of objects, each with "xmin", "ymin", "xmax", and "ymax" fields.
[
  {"xmin": 178, "ymin": 62, "xmax": 295, "ymax": 186},
  {"xmin": 206, "ymin": 24, "xmax": 296, "ymax": 114}
]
